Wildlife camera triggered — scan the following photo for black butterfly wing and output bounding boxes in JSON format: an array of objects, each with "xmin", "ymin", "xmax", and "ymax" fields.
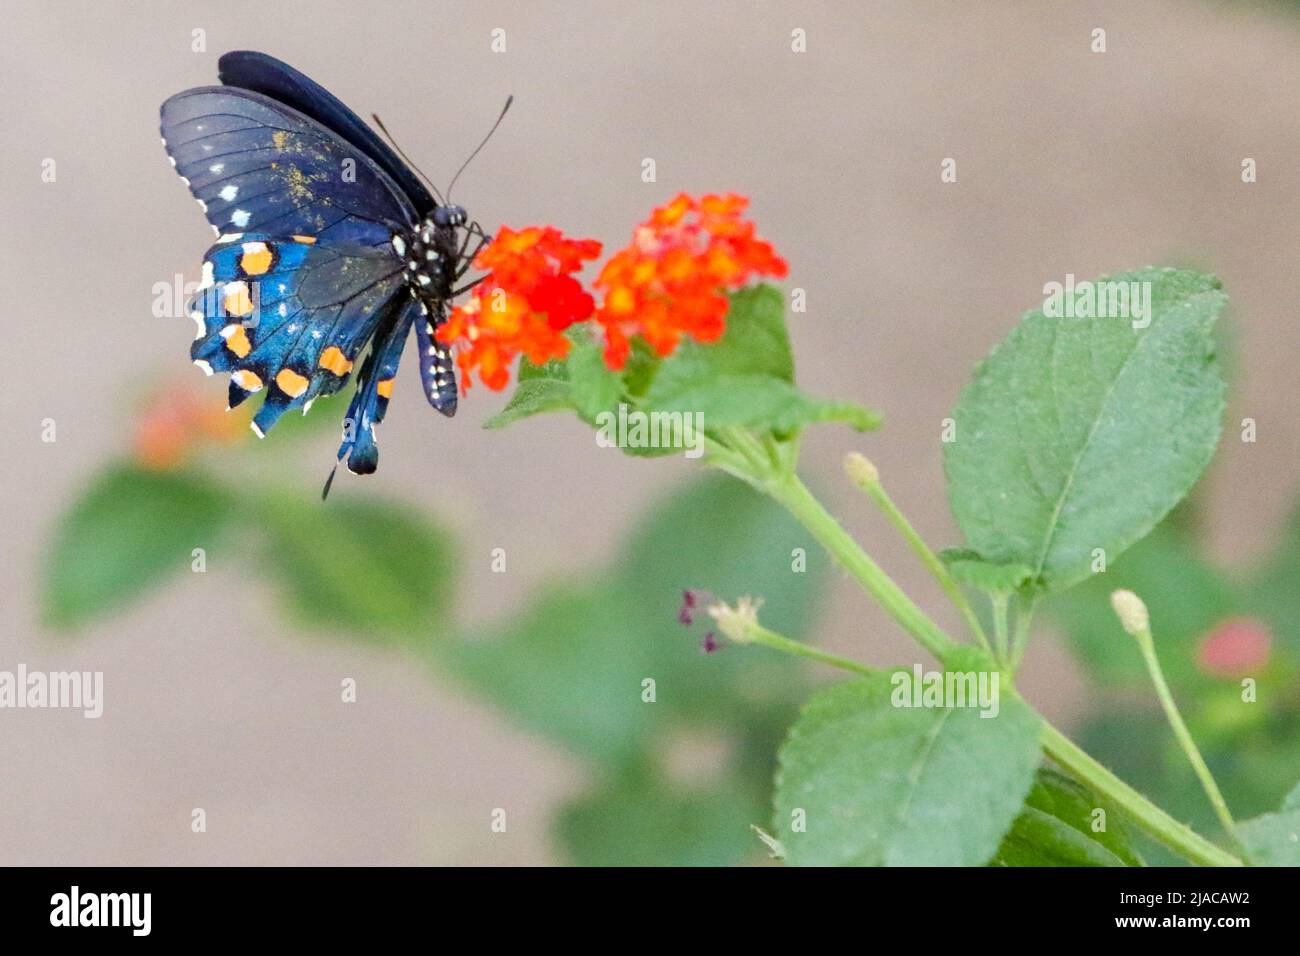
[
  {"xmin": 161, "ymin": 86, "xmax": 417, "ymax": 243},
  {"xmin": 217, "ymin": 50, "xmax": 439, "ymax": 217}
]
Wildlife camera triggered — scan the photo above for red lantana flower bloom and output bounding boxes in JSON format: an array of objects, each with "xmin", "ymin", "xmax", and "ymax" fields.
[
  {"xmin": 437, "ymin": 226, "xmax": 602, "ymax": 392},
  {"xmin": 592, "ymin": 192, "xmax": 788, "ymax": 368}
]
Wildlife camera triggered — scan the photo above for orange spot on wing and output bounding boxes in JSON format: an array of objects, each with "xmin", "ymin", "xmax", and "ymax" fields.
[
  {"xmin": 231, "ymin": 369, "xmax": 263, "ymax": 392},
  {"xmin": 291, "ymin": 235, "xmax": 317, "ymax": 244},
  {"xmin": 239, "ymin": 242, "xmax": 274, "ymax": 276},
  {"xmin": 275, "ymin": 368, "xmax": 309, "ymax": 398},
  {"xmin": 223, "ymin": 281, "xmax": 254, "ymax": 318},
  {"xmin": 318, "ymin": 346, "xmax": 353, "ymax": 376},
  {"xmin": 376, "ymin": 378, "xmax": 394, "ymax": 399},
  {"xmin": 221, "ymin": 324, "xmax": 252, "ymax": 358}
]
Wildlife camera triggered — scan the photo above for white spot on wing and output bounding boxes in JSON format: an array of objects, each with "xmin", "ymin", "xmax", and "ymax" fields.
[
  {"xmin": 230, "ymin": 208, "xmax": 251, "ymax": 228},
  {"xmin": 219, "ymin": 185, "xmax": 239, "ymax": 202}
]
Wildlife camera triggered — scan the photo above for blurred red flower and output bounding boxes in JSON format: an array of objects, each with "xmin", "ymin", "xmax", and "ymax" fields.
[
  {"xmin": 1196, "ymin": 617, "xmax": 1272, "ymax": 678},
  {"xmin": 134, "ymin": 379, "xmax": 245, "ymax": 470}
]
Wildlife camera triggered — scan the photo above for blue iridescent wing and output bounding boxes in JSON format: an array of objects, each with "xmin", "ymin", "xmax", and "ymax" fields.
[
  {"xmin": 336, "ymin": 297, "xmax": 421, "ymax": 475},
  {"xmin": 216, "ymin": 51, "xmax": 439, "ymax": 217},
  {"xmin": 187, "ymin": 234, "xmax": 404, "ymax": 437},
  {"xmin": 160, "ymin": 87, "xmax": 416, "ymax": 242}
]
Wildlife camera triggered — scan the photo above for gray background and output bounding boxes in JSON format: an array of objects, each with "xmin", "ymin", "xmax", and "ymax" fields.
[{"xmin": 1, "ymin": 0, "xmax": 1296, "ymax": 864}]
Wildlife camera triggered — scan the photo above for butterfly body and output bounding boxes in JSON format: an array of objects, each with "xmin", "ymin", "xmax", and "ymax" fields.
[{"xmin": 160, "ymin": 51, "xmax": 484, "ymax": 482}]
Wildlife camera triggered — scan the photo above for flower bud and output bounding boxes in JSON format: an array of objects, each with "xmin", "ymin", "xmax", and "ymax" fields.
[
  {"xmin": 1110, "ymin": 589, "xmax": 1150, "ymax": 637},
  {"xmin": 843, "ymin": 451, "xmax": 880, "ymax": 487}
]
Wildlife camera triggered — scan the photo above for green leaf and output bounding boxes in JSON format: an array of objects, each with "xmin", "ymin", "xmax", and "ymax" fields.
[
  {"xmin": 42, "ymin": 465, "xmax": 230, "ymax": 629},
  {"xmin": 259, "ymin": 494, "xmax": 456, "ymax": 637},
  {"xmin": 518, "ymin": 354, "xmax": 568, "ymax": 382},
  {"xmin": 1238, "ymin": 782, "xmax": 1300, "ymax": 866},
  {"xmin": 644, "ymin": 285, "xmax": 794, "ymax": 406},
  {"xmin": 621, "ymin": 336, "xmax": 663, "ymax": 397},
  {"xmin": 555, "ymin": 770, "xmax": 764, "ymax": 866},
  {"xmin": 992, "ymin": 769, "xmax": 1143, "ymax": 866},
  {"xmin": 944, "ymin": 268, "xmax": 1226, "ymax": 592},
  {"xmin": 443, "ymin": 585, "xmax": 662, "ymax": 765},
  {"xmin": 939, "ymin": 549, "xmax": 1034, "ymax": 594},
  {"xmin": 565, "ymin": 329, "xmax": 624, "ymax": 422},
  {"xmin": 482, "ymin": 378, "xmax": 575, "ymax": 429},
  {"xmin": 646, "ymin": 373, "xmax": 880, "ymax": 434},
  {"xmin": 774, "ymin": 648, "xmax": 1042, "ymax": 866}
]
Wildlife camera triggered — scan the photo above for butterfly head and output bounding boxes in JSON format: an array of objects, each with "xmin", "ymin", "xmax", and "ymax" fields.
[{"xmin": 433, "ymin": 205, "xmax": 468, "ymax": 228}]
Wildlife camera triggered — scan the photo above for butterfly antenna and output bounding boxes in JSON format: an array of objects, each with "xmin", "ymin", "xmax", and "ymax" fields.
[
  {"xmin": 371, "ymin": 112, "xmax": 447, "ymax": 206},
  {"xmin": 447, "ymin": 95, "xmax": 513, "ymax": 202}
]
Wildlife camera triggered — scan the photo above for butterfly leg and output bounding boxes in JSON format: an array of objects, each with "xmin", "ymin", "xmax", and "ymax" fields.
[
  {"xmin": 455, "ymin": 234, "xmax": 492, "ymax": 279},
  {"xmin": 450, "ymin": 275, "xmax": 488, "ymax": 297}
]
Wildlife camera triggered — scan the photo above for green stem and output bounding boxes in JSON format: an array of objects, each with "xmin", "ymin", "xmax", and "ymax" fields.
[
  {"xmin": 844, "ymin": 457, "xmax": 991, "ymax": 653},
  {"xmin": 1039, "ymin": 722, "xmax": 1241, "ymax": 867},
  {"xmin": 721, "ymin": 614, "xmax": 876, "ymax": 677},
  {"xmin": 1130, "ymin": 624, "xmax": 1242, "ymax": 850},
  {"xmin": 1009, "ymin": 597, "xmax": 1036, "ymax": 672},
  {"xmin": 765, "ymin": 474, "xmax": 957, "ymax": 663},
  {"xmin": 747, "ymin": 466, "xmax": 1242, "ymax": 867},
  {"xmin": 991, "ymin": 594, "xmax": 1010, "ymax": 665}
]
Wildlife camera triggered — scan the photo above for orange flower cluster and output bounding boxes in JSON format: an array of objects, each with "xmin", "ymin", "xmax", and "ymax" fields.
[
  {"xmin": 134, "ymin": 380, "xmax": 245, "ymax": 470},
  {"xmin": 438, "ymin": 194, "xmax": 787, "ymax": 391},
  {"xmin": 593, "ymin": 192, "xmax": 788, "ymax": 368},
  {"xmin": 437, "ymin": 227, "xmax": 602, "ymax": 391}
]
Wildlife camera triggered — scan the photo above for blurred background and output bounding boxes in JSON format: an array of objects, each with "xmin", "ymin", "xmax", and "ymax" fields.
[{"xmin": 1, "ymin": 0, "xmax": 1298, "ymax": 865}]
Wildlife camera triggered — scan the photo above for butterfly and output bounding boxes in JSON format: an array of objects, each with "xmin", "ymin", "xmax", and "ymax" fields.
[{"xmin": 161, "ymin": 50, "xmax": 504, "ymax": 494}]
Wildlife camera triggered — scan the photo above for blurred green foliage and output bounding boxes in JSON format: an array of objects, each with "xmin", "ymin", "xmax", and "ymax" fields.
[
  {"xmin": 1044, "ymin": 499, "xmax": 1300, "ymax": 862},
  {"xmin": 43, "ymin": 450, "xmax": 822, "ymax": 864}
]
